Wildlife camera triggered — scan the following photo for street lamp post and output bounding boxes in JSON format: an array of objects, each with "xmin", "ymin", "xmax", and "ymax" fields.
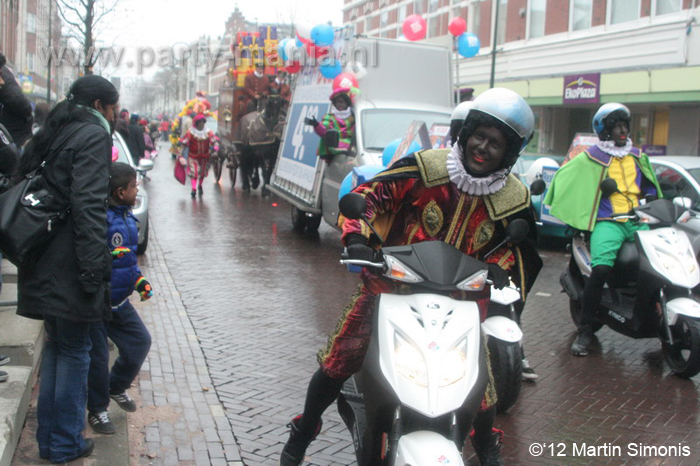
[{"xmin": 489, "ymin": 0, "xmax": 501, "ymax": 89}]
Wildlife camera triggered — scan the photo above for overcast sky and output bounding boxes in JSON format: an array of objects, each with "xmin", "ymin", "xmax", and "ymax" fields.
[{"xmin": 101, "ymin": 0, "xmax": 344, "ymax": 49}]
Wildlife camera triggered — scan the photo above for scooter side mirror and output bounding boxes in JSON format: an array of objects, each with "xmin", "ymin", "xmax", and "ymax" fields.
[
  {"xmin": 339, "ymin": 192, "xmax": 367, "ymax": 220},
  {"xmin": 530, "ymin": 179, "xmax": 546, "ymax": 196},
  {"xmin": 600, "ymin": 178, "xmax": 618, "ymax": 197},
  {"xmin": 504, "ymin": 218, "xmax": 529, "ymax": 245}
]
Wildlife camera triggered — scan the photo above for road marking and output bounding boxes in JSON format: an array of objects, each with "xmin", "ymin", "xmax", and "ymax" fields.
[{"xmin": 535, "ymin": 292, "xmax": 552, "ymax": 297}]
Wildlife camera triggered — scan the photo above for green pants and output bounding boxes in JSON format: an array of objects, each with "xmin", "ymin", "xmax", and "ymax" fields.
[{"xmin": 590, "ymin": 221, "xmax": 649, "ymax": 268}]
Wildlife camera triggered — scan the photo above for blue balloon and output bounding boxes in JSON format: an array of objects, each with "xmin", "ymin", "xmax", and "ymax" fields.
[
  {"xmin": 311, "ymin": 24, "xmax": 335, "ymax": 47},
  {"xmin": 296, "ymin": 36, "xmax": 303, "ymax": 47},
  {"xmin": 338, "ymin": 165, "xmax": 386, "ymax": 202},
  {"xmin": 458, "ymin": 32, "xmax": 481, "ymax": 58},
  {"xmin": 278, "ymin": 38, "xmax": 289, "ymax": 61},
  {"xmin": 381, "ymin": 138, "xmax": 421, "ymax": 167},
  {"xmin": 319, "ymin": 61, "xmax": 342, "ymax": 79}
]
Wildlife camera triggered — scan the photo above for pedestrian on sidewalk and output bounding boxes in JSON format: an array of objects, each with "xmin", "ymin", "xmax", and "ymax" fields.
[
  {"xmin": 87, "ymin": 162, "xmax": 153, "ymax": 435},
  {"xmin": 15, "ymin": 74, "xmax": 119, "ymax": 464}
]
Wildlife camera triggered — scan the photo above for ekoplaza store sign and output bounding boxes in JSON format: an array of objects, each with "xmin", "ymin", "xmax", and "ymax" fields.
[{"xmin": 563, "ymin": 73, "xmax": 600, "ymax": 104}]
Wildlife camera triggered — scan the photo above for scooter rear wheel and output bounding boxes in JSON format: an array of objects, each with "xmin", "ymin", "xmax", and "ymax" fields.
[
  {"xmin": 569, "ymin": 299, "xmax": 603, "ymax": 333},
  {"xmin": 662, "ymin": 315, "xmax": 700, "ymax": 379}
]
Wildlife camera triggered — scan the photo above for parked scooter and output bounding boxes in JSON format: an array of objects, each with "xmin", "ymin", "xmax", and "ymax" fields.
[
  {"xmin": 336, "ymin": 193, "xmax": 529, "ymax": 465},
  {"xmin": 560, "ymin": 178, "xmax": 700, "ymax": 378}
]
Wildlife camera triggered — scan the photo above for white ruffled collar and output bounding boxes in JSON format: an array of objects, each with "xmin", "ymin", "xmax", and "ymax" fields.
[
  {"xmin": 331, "ymin": 106, "xmax": 352, "ymax": 120},
  {"xmin": 596, "ymin": 138, "xmax": 633, "ymax": 158},
  {"xmin": 189, "ymin": 126, "xmax": 209, "ymax": 140},
  {"xmin": 446, "ymin": 144, "xmax": 509, "ymax": 195}
]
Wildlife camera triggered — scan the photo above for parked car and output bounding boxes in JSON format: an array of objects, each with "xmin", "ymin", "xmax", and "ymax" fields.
[
  {"xmin": 649, "ymin": 155, "xmax": 700, "ymax": 259},
  {"xmin": 113, "ymin": 132, "xmax": 153, "ymax": 254},
  {"xmin": 649, "ymin": 156, "xmax": 700, "ymax": 211},
  {"xmin": 513, "ymin": 153, "xmax": 569, "ymax": 240}
]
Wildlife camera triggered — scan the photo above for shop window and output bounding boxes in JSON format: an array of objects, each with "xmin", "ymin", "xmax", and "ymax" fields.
[
  {"xmin": 528, "ymin": 0, "xmax": 546, "ymax": 38},
  {"xmin": 656, "ymin": 0, "xmax": 681, "ymax": 15},
  {"xmin": 571, "ymin": 0, "xmax": 593, "ymax": 30},
  {"xmin": 610, "ymin": 0, "xmax": 640, "ymax": 24},
  {"xmin": 632, "ymin": 113, "xmax": 649, "ymax": 146}
]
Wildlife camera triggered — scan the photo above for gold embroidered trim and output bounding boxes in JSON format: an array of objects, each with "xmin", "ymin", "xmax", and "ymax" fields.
[
  {"xmin": 422, "ymin": 200, "xmax": 444, "ymax": 238},
  {"xmin": 406, "ymin": 222, "xmax": 421, "ymax": 245},
  {"xmin": 473, "ymin": 218, "xmax": 496, "ymax": 252},
  {"xmin": 483, "ymin": 334, "xmax": 498, "ymax": 408},
  {"xmin": 454, "ymin": 198, "xmax": 478, "ymax": 250},
  {"xmin": 415, "ymin": 149, "xmax": 450, "ymax": 187},
  {"xmin": 446, "ymin": 193, "xmax": 467, "ymax": 244},
  {"xmin": 496, "ymin": 249, "xmax": 513, "ymax": 267},
  {"xmin": 484, "ymin": 174, "xmax": 530, "ymax": 220},
  {"xmin": 317, "ymin": 284, "xmax": 365, "ymax": 365}
]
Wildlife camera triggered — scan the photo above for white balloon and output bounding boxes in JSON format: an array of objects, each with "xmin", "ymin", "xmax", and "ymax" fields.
[
  {"xmin": 345, "ymin": 62, "xmax": 367, "ymax": 80},
  {"xmin": 285, "ymin": 39, "xmax": 299, "ymax": 62},
  {"xmin": 296, "ymin": 23, "xmax": 313, "ymax": 40}
]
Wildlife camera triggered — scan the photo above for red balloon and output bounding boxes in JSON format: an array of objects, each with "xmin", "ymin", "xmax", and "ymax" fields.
[
  {"xmin": 448, "ymin": 17, "xmax": 467, "ymax": 37},
  {"xmin": 286, "ymin": 61, "xmax": 301, "ymax": 74},
  {"xmin": 305, "ymin": 41, "xmax": 332, "ymax": 61},
  {"xmin": 402, "ymin": 14, "xmax": 427, "ymax": 41},
  {"xmin": 333, "ymin": 72, "xmax": 359, "ymax": 91}
]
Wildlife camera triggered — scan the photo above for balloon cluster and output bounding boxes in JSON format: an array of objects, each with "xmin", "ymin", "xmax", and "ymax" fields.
[
  {"xmin": 448, "ymin": 17, "xmax": 481, "ymax": 58},
  {"xmin": 276, "ymin": 23, "xmax": 341, "ymax": 77}
]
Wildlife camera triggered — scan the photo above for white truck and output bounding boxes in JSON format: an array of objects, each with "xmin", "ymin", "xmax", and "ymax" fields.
[{"xmin": 268, "ymin": 35, "xmax": 454, "ymax": 232}]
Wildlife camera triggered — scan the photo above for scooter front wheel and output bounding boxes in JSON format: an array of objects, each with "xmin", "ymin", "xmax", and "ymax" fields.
[
  {"xmin": 569, "ymin": 299, "xmax": 603, "ymax": 333},
  {"xmin": 487, "ymin": 338, "xmax": 522, "ymax": 414},
  {"xmin": 662, "ymin": 315, "xmax": 700, "ymax": 378}
]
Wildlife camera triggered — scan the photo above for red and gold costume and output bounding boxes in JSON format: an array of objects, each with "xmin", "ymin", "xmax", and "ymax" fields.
[
  {"xmin": 317, "ymin": 149, "xmax": 542, "ymax": 410},
  {"xmin": 242, "ymin": 72, "xmax": 270, "ymax": 114},
  {"xmin": 179, "ymin": 126, "xmax": 219, "ymax": 180}
]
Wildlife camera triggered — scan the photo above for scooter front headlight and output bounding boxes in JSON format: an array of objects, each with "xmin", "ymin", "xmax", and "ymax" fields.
[
  {"xmin": 439, "ymin": 338, "xmax": 467, "ymax": 387},
  {"xmin": 394, "ymin": 333, "xmax": 427, "ymax": 387}
]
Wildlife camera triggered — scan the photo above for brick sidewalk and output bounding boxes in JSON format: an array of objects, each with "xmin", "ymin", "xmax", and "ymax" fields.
[{"xmin": 12, "ymin": 222, "xmax": 245, "ymax": 466}]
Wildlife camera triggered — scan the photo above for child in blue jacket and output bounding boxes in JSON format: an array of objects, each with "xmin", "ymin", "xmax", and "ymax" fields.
[{"xmin": 87, "ymin": 162, "xmax": 153, "ymax": 434}]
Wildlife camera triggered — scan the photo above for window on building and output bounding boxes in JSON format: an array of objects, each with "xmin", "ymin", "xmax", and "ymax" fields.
[
  {"xmin": 528, "ymin": 0, "xmax": 546, "ymax": 38},
  {"xmin": 429, "ymin": 0, "xmax": 440, "ymax": 13},
  {"xmin": 610, "ymin": 0, "xmax": 640, "ymax": 24},
  {"xmin": 381, "ymin": 10, "xmax": 389, "ymax": 28},
  {"xmin": 415, "ymin": 0, "xmax": 426, "ymax": 15},
  {"xmin": 27, "ymin": 13, "xmax": 36, "ymax": 33},
  {"xmin": 656, "ymin": 0, "xmax": 681, "ymax": 15},
  {"xmin": 27, "ymin": 53, "xmax": 35, "ymax": 72},
  {"xmin": 469, "ymin": 1, "xmax": 481, "ymax": 38},
  {"xmin": 399, "ymin": 4, "xmax": 407, "ymax": 22},
  {"xmin": 496, "ymin": 0, "xmax": 508, "ymax": 45},
  {"xmin": 429, "ymin": 15, "xmax": 441, "ymax": 37},
  {"xmin": 366, "ymin": 15, "xmax": 374, "ymax": 31},
  {"xmin": 571, "ymin": 0, "xmax": 592, "ymax": 30}
]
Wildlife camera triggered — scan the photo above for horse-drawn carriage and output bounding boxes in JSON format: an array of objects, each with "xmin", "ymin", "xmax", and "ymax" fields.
[{"xmin": 215, "ymin": 26, "xmax": 289, "ymax": 192}]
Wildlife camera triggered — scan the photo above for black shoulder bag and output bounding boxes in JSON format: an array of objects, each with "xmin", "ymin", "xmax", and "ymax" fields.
[{"xmin": 0, "ymin": 132, "xmax": 78, "ymax": 267}]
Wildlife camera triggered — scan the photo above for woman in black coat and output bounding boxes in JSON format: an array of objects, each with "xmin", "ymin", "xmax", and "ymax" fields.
[{"xmin": 16, "ymin": 75, "xmax": 119, "ymax": 464}]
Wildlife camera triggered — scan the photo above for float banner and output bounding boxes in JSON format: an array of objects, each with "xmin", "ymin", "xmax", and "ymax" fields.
[{"xmin": 563, "ymin": 73, "xmax": 600, "ymax": 104}]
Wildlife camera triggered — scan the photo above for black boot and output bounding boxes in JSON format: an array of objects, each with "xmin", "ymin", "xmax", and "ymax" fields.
[
  {"xmin": 198, "ymin": 185, "xmax": 203, "ymax": 195},
  {"xmin": 470, "ymin": 427, "xmax": 504, "ymax": 466},
  {"xmin": 190, "ymin": 189, "xmax": 196, "ymax": 198},
  {"xmin": 279, "ymin": 415, "xmax": 322, "ymax": 466},
  {"xmin": 571, "ymin": 326, "xmax": 593, "ymax": 356}
]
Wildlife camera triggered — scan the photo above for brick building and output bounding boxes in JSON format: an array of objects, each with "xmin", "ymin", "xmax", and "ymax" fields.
[{"xmin": 342, "ymin": 0, "xmax": 700, "ymax": 156}]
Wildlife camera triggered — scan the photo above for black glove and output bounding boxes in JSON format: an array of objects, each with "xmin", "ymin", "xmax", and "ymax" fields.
[
  {"xmin": 304, "ymin": 116, "xmax": 319, "ymax": 127},
  {"xmin": 487, "ymin": 263, "xmax": 509, "ymax": 290},
  {"xmin": 346, "ymin": 243, "xmax": 376, "ymax": 262}
]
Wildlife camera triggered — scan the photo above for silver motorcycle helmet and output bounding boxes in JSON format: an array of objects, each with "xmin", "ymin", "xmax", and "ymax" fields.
[
  {"xmin": 449, "ymin": 101, "xmax": 475, "ymax": 145},
  {"xmin": 458, "ymin": 88, "xmax": 535, "ymax": 171},
  {"xmin": 592, "ymin": 102, "xmax": 631, "ymax": 140}
]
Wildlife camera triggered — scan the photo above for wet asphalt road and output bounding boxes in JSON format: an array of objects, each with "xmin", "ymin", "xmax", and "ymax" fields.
[{"xmin": 144, "ymin": 143, "xmax": 700, "ymax": 465}]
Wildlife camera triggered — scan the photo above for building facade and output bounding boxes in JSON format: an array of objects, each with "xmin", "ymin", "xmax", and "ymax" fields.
[{"xmin": 343, "ymin": 0, "xmax": 700, "ymax": 156}]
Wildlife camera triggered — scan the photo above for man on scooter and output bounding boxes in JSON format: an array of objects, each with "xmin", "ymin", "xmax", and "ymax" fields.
[
  {"xmin": 279, "ymin": 88, "xmax": 543, "ymax": 466},
  {"xmin": 544, "ymin": 103, "xmax": 662, "ymax": 356}
]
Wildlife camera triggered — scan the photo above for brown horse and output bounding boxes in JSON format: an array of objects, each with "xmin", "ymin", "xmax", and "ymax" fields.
[{"xmin": 233, "ymin": 95, "xmax": 286, "ymax": 192}]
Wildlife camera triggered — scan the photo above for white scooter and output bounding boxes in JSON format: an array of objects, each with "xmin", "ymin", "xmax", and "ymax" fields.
[
  {"xmin": 336, "ymin": 193, "xmax": 528, "ymax": 466},
  {"xmin": 561, "ymin": 179, "xmax": 700, "ymax": 377}
]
